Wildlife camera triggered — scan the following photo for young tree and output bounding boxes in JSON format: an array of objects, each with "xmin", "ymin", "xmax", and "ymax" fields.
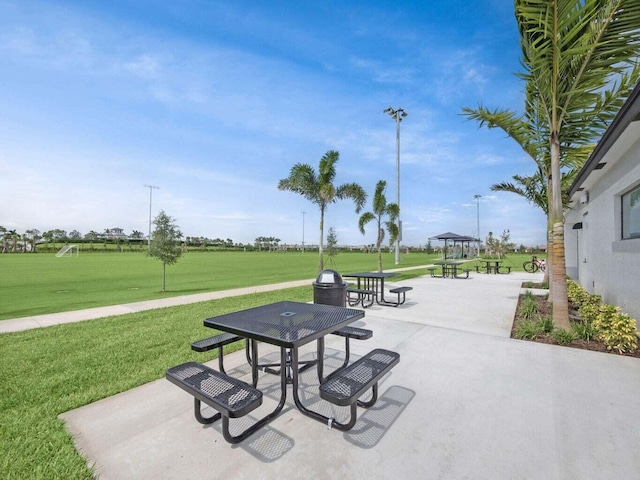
[
  {"xmin": 325, "ymin": 227, "xmax": 339, "ymax": 269},
  {"xmin": 278, "ymin": 150, "xmax": 366, "ymax": 272},
  {"xmin": 149, "ymin": 210, "xmax": 183, "ymax": 292},
  {"xmin": 358, "ymin": 180, "xmax": 399, "ymax": 272}
]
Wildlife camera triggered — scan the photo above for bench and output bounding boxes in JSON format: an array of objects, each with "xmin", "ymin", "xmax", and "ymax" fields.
[
  {"xmin": 191, "ymin": 332, "xmax": 243, "ymax": 375},
  {"xmin": 319, "ymin": 348, "xmax": 400, "ymax": 431},
  {"xmin": 347, "ymin": 288, "xmax": 375, "ymax": 308},
  {"xmin": 428, "ymin": 267, "xmax": 436, "ymax": 277},
  {"xmin": 456, "ymin": 268, "xmax": 471, "ymax": 279},
  {"xmin": 166, "ymin": 362, "xmax": 263, "ymax": 443},
  {"xmin": 331, "ymin": 326, "xmax": 373, "ymax": 369},
  {"xmin": 500, "ymin": 266, "xmax": 512, "ymax": 274},
  {"xmin": 388, "ymin": 286, "xmax": 412, "ymax": 305}
]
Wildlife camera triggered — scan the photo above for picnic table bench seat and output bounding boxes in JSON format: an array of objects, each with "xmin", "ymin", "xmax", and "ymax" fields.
[
  {"xmin": 319, "ymin": 348, "xmax": 399, "ymax": 431},
  {"xmin": 388, "ymin": 286, "xmax": 412, "ymax": 305},
  {"xmin": 191, "ymin": 332, "xmax": 243, "ymax": 374},
  {"xmin": 346, "ymin": 288, "xmax": 375, "ymax": 308},
  {"xmin": 166, "ymin": 362, "xmax": 263, "ymax": 443},
  {"xmin": 330, "ymin": 325, "xmax": 373, "ymax": 369}
]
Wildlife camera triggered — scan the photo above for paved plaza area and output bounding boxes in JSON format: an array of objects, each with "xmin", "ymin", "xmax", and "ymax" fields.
[{"xmin": 20, "ymin": 271, "xmax": 640, "ymax": 479}]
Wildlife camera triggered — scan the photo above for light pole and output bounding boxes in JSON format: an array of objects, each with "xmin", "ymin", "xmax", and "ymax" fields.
[
  {"xmin": 474, "ymin": 194, "xmax": 481, "ymax": 257},
  {"xmin": 145, "ymin": 184, "xmax": 159, "ymax": 251},
  {"xmin": 301, "ymin": 211, "xmax": 306, "ymax": 253},
  {"xmin": 384, "ymin": 106, "xmax": 407, "ymax": 265}
]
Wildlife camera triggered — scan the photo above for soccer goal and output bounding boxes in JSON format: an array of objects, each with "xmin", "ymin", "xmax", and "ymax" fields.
[{"xmin": 56, "ymin": 245, "xmax": 79, "ymax": 257}]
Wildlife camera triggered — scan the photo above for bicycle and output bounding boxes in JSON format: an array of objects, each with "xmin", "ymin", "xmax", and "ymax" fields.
[{"xmin": 523, "ymin": 255, "xmax": 546, "ymax": 273}]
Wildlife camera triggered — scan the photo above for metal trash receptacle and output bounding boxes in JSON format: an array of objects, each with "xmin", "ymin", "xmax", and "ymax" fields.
[{"xmin": 313, "ymin": 269, "xmax": 346, "ymax": 307}]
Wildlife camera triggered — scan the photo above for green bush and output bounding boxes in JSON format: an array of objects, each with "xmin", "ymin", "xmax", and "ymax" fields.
[
  {"xmin": 593, "ymin": 305, "xmax": 638, "ymax": 354},
  {"xmin": 571, "ymin": 319, "xmax": 596, "ymax": 342},
  {"xmin": 550, "ymin": 328, "xmax": 578, "ymax": 344},
  {"xmin": 538, "ymin": 316, "xmax": 554, "ymax": 334},
  {"xmin": 567, "ymin": 279, "xmax": 602, "ymax": 309},
  {"xmin": 515, "ymin": 316, "xmax": 553, "ymax": 340},
  {"xmin": 515, "ymin": 320, "xmax": 541, "ymax": 339},
  {"xmin": 519, "ymin": 291, "xmax": 539, "ymax": 320}
]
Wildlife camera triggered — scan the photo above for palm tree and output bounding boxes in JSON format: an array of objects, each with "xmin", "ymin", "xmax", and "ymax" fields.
[
  {"xmin": 465, "ymin": 0, "xmax": 640, "ymax": 329},
  {"xmin": 25, "ymin": 229, "xmax": 41, "ymax": 253},
  {"xmin": 358, "ymin": 180, "xmax": 399, "ymax": 273},
  {"xmin": 278, "ymin": 150, "xmax": 366, "ymax": 272},
  {"xmin": 515, "ymin": 0, "xmax": 640, "ymax": 328}
]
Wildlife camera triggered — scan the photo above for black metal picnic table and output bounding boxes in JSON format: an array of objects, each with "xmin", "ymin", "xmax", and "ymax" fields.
[
  {"xmin": 343, "ymin": 271, "xmax": 399, "ymax": 305},
  {"xmin": 479, "ymin": 259, "xmax": 503, "ymax": 274},
  {"xmin": 203, "ymin": 301, "xmax": 365, "ymax": 437},
  {"xmin": 433, "ymin": 260, "xmax": 466, "ymax": 278}
]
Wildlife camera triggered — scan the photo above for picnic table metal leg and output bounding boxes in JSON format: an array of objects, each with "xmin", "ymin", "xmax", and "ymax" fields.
[
  {"xmin": 316, "ymin": 337, "xmax": 325, "ymax": 383},
  {"xmin": 221, "ymin": 348, "xmax": 289, "ymax": 444},
  {"xmin": 291, "ymin": 347, "xmax": 358, "ymax": 431}
]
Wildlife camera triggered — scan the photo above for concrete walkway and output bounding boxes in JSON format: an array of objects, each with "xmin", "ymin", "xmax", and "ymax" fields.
[
  {"xmin": 58, "ymin": 271, "xmax": 640, "ymax": 480},
  {"xmin": 0, "ymin": 265, "xmax": 433, "ymax": 334}
]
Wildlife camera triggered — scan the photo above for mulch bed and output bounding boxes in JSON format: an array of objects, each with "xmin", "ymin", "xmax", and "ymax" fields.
[{"xmin": 512, "ymin": 284, "xmax": 640, "ymax": 359}]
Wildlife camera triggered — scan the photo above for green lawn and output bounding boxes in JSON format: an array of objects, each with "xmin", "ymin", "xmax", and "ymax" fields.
[
  {"xmin": 1, "ymin": 251, "xmax": 445, "ymax": 320},
  {"xmin": 0, "ymin": 253, "xmax": 540, "ymax": 478},
  {"xmin": 0, "ymin": 286, "xmax": 313, "ymax": 479},
  {"xmin": 0, "ymin": 268, "xmax": 435, "ymax": 479}
]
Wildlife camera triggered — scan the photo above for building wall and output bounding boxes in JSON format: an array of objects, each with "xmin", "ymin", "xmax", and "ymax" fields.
[{"xmin": 565, "ymin": 134, "xmax": 640, "ymax": 321}]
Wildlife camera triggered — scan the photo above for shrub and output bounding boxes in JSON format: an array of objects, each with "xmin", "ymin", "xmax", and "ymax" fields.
[
  {"xmin": 515, "ymin": 316, "xmax": 553, "ymax": 340},
  {"xmin": 550, "ymin": 328, "xmax": 578, "ymax": 345},
  {"xmin": 515, "ymin": 320, "xmax": 541, "ymax": 340},
  {"xmin": 593, "ymin": 305, "xmax": 638, "ymax": 354},
  {"xmin": 571, "ymin": 319, "xmax": 596, "ymax": 342},
  {"xmin": 538, "ymin": 316, "xmax": 554, "ymax": 334},
  {"xmin": 519, "ymin": 291, "xmax": 538, "ymax": 320},
  {"xmin": 567, "ymin": 279, "xmax": 601, "ymax": 310}
]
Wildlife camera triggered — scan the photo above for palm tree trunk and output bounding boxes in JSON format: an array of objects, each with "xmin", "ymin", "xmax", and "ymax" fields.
[
  {"xmin": 544, "ymin": 179, "xmax": 552, "ymax": 285},
  {"xmin": 377, "ymin": 227, "xmax": 383, "ymax": 273},
  {"xmin": 318, "ymin": 206, "xmax": 325, "ymax": 272},
  {"xmin": 550, "ymin": 134, "xmax": 570, "ymax": 330}
]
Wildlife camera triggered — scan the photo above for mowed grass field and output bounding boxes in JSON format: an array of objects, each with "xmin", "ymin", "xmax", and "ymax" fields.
[{"xmin": 1, "ymin": 251, "xmax": 446, "ymax": 320}]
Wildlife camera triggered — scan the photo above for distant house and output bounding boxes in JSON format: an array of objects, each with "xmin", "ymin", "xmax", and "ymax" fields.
[
  {"xmin": 564, "ymin": 82, "xmax": 640, "ymax": 321},
  {"xmin": 106, "ymin": 228, "xmax": 127, "ymax": 239}
]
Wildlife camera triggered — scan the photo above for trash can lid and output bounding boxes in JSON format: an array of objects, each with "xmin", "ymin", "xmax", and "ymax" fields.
[{"xmin": 315, "ymin": 269, "xmax": 343, "ymax": 285}]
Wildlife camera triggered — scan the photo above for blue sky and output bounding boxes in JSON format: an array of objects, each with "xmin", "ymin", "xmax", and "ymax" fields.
[{"xmin": 0, "ymin": 0, "xmax": 548, "ymax": 247}]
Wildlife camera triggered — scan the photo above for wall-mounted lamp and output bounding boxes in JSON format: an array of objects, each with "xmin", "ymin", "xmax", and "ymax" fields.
[{"xmin": 580, "ymin": 192, "xmax": 589, "ymax": 204}]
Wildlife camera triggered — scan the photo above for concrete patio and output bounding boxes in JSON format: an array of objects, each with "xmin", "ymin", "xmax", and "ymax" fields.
[{"xmin": 60, "ymin": 271, "xmax": 640, "ymax": 479}]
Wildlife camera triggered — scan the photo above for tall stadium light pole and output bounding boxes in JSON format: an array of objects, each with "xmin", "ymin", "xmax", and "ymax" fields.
[
  {"xmin": 145, "ymin": 185, "xmax": 159, "ymax": 251},
  {"xmin": 474, "ymin": 194, "xmax": 482, "ymax": 257},
  {"xmin": 384, "ymin": 107, "xmax": 407, "ymax": 265},
  {"xmin": 302, "ymin": 211, "xmax": 306, "ymax": 253}
]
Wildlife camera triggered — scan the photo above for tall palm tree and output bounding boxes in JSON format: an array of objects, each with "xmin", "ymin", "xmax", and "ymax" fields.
[
  {"xmin": 515, "ymin": 0, "xmax": 640, "ymax": 328},
  {"xmin": 358, "ymin": 180, "xmax": 399, "ymax": 273},
  {"xmin": 465, "ymin": 0, "xmax": 640, "ymax": 329},
  {"xmin": 278, "ymin": 150, "xmax": 366, "ymax": 272}
]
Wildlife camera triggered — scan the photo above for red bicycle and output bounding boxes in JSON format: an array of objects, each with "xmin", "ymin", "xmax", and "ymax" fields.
[{"xmin": 523, "ymin": 255, "xmax": 546, "ymax": 273}]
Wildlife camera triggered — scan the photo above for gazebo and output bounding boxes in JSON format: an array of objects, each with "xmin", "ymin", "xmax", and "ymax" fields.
[{"xmin": 429, "ymin": 232, "xmax": 479, "ymax": 259}]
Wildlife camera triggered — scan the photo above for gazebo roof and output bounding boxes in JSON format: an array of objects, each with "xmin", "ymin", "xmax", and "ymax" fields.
[{"xmin": 429, "ymin": 232, "xmax": 478, "ymax": 242}]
